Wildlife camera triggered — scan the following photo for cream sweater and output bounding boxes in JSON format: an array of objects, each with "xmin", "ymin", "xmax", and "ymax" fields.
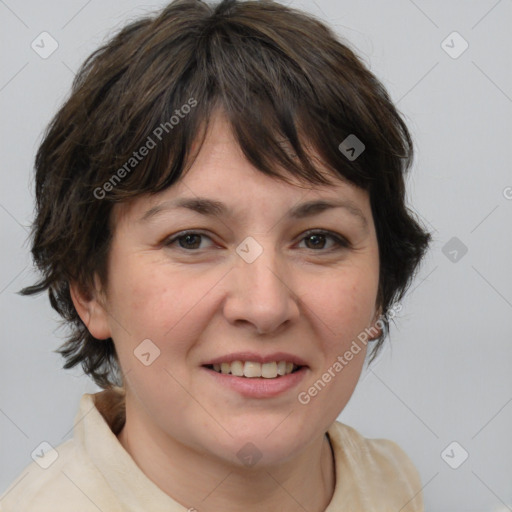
[{"xmin": 0, "ymin": 388, "xmax": 423, "ymax": 511}]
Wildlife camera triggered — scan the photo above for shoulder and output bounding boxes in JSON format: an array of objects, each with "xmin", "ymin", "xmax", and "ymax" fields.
[
  {"xmin": 327, "ymin": 421, "xmax": 424, "ymax": 512},
  {"xmin": 330, "ymin": 421, "xmax": 421, "ymax": 476},
  {"xmin": 1, "ymin": 440, "xmax": 82, "ymax": 511},
  {"xmin": 0, "ymin": 393, "xmax": 122, "ymax": 512},
  {"xmin": 0, "ymin": 438, "xmax": 119, "ymax": 512}
]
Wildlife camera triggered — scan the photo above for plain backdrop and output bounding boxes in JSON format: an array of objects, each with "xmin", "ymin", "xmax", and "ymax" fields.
[{"xmin": 1, "ymin": 1, "xmax": 511, "ymax": 510}]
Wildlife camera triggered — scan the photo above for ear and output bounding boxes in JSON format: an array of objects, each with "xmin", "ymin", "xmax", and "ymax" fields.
[
  {"xmin": 368, "ymin": 306, "xmax": 384, "ymax": 341},
  {"xmin": 69, "ymin": 276, "xmax": 112, "ymax": 340}
]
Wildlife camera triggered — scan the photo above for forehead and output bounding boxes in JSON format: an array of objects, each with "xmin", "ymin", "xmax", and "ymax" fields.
[
  {"xmin": 114, "ymin": 112, "xmax": 371, "ymax": 226},
  {"xmin": 183, "ymin": 108, "xmax": 352, "ymax": 189}
]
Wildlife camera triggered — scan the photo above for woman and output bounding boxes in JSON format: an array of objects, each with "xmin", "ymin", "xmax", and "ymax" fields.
[{"xmin": 2, "ymin": 0, "xmax": 431, "ymax": 510}]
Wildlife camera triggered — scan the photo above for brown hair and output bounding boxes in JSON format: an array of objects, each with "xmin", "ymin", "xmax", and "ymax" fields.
[{"xmin": 21, "ymin": 0, "xmax": 431, "ymax": 388}]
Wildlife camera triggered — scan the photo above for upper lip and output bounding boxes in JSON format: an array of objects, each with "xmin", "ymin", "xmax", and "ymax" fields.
[{"xmin": 202, "ymin": 352, "xmax": 309, "ymax": 367}]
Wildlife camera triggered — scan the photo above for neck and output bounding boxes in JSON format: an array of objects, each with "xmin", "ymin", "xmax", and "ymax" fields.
[{"xmin": 117, "ymin": 400, "xmax": 335, "ymax": 512}]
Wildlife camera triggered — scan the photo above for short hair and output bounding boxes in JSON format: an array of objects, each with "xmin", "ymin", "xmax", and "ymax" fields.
[{"xmin": 21, "ymin": 0, "xmax": 431, "ymax": 389}]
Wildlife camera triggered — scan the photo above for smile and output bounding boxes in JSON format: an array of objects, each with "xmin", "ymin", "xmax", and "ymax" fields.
[
  {"xmin": 204, "ymin": 361, "xmax": 300, "ymax": 379},
  {"xmin": 202, "ymin": 364, "xmax": 308, "ymax": 399}
]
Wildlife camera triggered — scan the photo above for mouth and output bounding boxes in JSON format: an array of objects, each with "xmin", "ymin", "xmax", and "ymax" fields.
[
  {"xmin": 201, "ymin": 355, "xmax": 309, "ymax": 398},
  {"xmin": 202, "ymin": 361, "xmax": 303, "ymax": 379}
]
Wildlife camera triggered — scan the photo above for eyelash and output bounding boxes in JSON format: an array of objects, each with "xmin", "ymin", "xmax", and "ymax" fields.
[{"xmin": 163, "ymin": 229, "xmax": 350, "ymax": 253}]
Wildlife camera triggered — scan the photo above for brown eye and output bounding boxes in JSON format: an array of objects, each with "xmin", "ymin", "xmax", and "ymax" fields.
[
  {"xmin": 164, "ymin": 231, "xmax": 214, "ymax": 251},
  {"xmin": 304, "ymin": 233, "xmax": 327, "ymax": 249},
  {"xmin": 298, "ymin": 230, "xmax": 350, "ymax": 251},
  {"xmin": 177, "ymin": 234, "xmax": 202, "ymax": 249}
]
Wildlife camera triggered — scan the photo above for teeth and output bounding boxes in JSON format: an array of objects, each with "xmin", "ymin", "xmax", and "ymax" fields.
[
  {"xmin": 244, "ymin": 361, "xmax": 262, "ymax": 378},
  {"xmin": 230, "ymin": 360, "xmax": 244, "ymax": 376},
  {"xmin": 261, "ymin": 362, "xmax": 277, "ymax": 378},
  {"xmin": 277, "ymin": 361, "xmax": 287, "ymax": 376},
  {"xmin": 210, "ymin": 360, "xmax": 299, "ymax": 378}
]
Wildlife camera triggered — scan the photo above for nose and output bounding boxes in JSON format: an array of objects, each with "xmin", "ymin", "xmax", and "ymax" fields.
[{"xmin": 222, "ymin": 239, "xmax": 300, "ymax": 335}]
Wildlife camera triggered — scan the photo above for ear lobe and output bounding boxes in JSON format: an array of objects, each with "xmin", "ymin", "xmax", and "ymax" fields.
[
  {"xmin": 69, "ymin": 279, "xmax": 112, "ymax": 340},
  {"xmin": 368, "ymin": 307, "xmax": 384, "ymax": 340}
]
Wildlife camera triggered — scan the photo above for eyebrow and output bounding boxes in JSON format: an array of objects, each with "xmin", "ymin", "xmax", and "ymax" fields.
[{"xmin": 139, "ymin": 197, "xmax": 368, "ymax": 230}]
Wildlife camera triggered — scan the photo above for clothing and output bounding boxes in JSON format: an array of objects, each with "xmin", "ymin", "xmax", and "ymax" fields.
[{"xmin": 0, "ymin": 387, "xmax": 423, "ymax": 511}]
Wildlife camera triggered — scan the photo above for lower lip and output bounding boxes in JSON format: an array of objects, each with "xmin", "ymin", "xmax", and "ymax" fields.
[{"xmin": 202, "ymin": 366, "xmax": 308, "ymax": 398}]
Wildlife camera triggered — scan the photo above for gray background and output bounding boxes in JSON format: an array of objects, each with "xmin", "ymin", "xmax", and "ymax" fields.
[{"xmin": 1, "ymin": 0, "xmax": 511, "ymax": 510}]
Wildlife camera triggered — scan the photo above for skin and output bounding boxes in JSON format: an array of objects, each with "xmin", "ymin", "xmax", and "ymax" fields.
[{"xmin": 71, "ymin": 112, "xmax": 382, "ymax": 512}]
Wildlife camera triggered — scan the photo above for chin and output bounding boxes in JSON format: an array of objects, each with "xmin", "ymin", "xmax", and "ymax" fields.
[{"xmin": 204, "ymin": 420, "xmax": 314, "ymax": 468}]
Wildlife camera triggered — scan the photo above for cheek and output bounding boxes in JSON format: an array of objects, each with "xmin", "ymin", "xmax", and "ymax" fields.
[
  {"xmin": 302, "ymin": 266, "xmax": 379, "ymax": 348},
  {"xmin": 108, "ymin": 258, "xmax": 184, "ymax": 332},
  {"xmin": 105, "ymin": 260, "xmax": 204, "ymax": 412},
  {"xmin": 295, "ymin": 272, "xmax": 375, "ymax": 426},
  {"xmin": 106, "ymin": 258, "xmax": 221, "ymax": 364}
]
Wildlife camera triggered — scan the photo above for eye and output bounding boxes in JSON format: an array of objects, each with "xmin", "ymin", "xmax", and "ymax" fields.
[
  {"xmin": 163, "ymin": 229, "xmax": 350, "ymax": 252},
  {"xmin": 297, "ymin": 229, "xmax": 350, "ymax": 251},
  {"xmin": 164, "ymin": 231, "xmax": 215, "ymax": 250}
]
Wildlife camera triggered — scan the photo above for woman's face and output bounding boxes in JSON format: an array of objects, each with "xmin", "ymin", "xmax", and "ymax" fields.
[{"xmin": 81, "ymin": 113, "xmax": 381, "ymax": 467}]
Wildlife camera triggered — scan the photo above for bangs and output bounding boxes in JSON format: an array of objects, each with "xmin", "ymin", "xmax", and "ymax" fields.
[{"xmin": 84, "ymin": 4, "xmax": 410, "ymax": 203}]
